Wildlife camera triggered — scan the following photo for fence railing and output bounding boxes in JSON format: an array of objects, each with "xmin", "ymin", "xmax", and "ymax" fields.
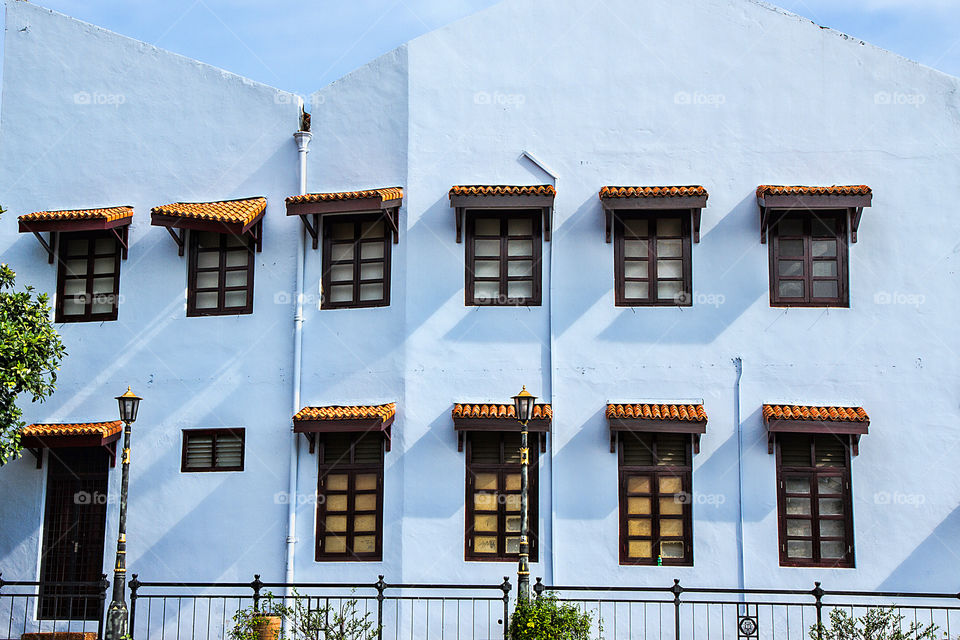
[
  {"xmin": 0, "ymin": 573, "xmax": 109, "ymax": 640},
  {"xmin": 128, "ymin": 574, "xmax": 512, "ymax": 640},
  {"xmin": 535, "ymin": 578, "xmax": 960, "ymax": 640}
]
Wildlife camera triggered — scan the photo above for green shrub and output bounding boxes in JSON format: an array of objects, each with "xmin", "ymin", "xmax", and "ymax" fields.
[
  {"xmin": 509, "ymin": 594, "xmax": 599, "ymax": 640},
  {"xmin": 229, "ymin": 591, "xmax": 380, "ymax": 640},
  {"xmin": 810, "ymin": 607, "xmax": 941, "ymax": 640}
]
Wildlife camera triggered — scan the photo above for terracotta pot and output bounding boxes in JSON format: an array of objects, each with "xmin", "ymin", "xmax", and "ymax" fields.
[{"xmin": 251, "ymin": 614, "xmax": 283, "ymax": 640}]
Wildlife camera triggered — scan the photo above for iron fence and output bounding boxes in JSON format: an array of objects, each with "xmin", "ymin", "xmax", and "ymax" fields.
[{"xmin": 0, "ymin": 573, "xmax": 109, "ymax": 639}]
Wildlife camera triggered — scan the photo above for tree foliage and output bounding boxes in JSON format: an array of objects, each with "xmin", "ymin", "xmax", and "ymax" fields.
[
  {"xmin": 0, "ymin": 206, "xmax": 67, "ymax": 465},
  {"xmin": 509, "ymin": 594, "xmax": 599, "ymax": 640},
  {"xmin": 810, "ymin": 607, "xmax": 941, "ymax": 640}
]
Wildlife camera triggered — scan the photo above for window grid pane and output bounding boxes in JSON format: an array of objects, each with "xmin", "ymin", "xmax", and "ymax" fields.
[
  {"xmin": 56, "ymin": 231, "xmax": 120, "ymax": 323},
  {"xmin": 181, "ymin": 429, "xmax": 244, "ymax": 472},
  {"xmin": 615, "ymin": 213, "xmax": 691, "ymax": 306},
  {"xmin": 188, "ymin": 231, "xmax": 254, "ymax": 316},
  {"xmin": 466, "ymin": 212, "xmax": 541, "ymax": 306},
  {"xmin": 771, "ymin": 213, "xmax": 847, "ymax": 307},
  {"xmin": 322, "ymin": 216, "xmax": 390, "ymax": 309}
]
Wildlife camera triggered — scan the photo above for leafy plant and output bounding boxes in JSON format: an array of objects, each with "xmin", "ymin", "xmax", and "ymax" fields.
[
  {"xmin": 509, "ymin": 593, "xmax": 600, "ymax": 640},
  {"xmin": 810, "ymin": 607, "xmax": 941, "ymax": 640},
  {"xmin": 230, "ymin": 591, "xmax": 380, "ymax": 640},
  {"xmin": 0, "ymin": 206, "xmax": 67, "ymax": 465}
]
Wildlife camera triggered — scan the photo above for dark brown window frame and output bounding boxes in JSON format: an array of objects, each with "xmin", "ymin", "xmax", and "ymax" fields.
[
  {"xmin": 768, "ymin": 211, "xmax": 849, "ymax": 308},
  {"xmin": 617, "ymin": 432, "xmax": 694, "ymax": 566},
  {"xmin": 321, "ymin": 213, "xmax": 392, "ymax": 309},
  {"xmin": 464, "ymin": 210, "xmax": 543, "ymax": 307},
  {"xmin": 187, "ymin": 230, "xmax": 255, "ymax": 317},
  {"xmin": 55, "ymin": 230, "xmax": 122, "ymax": 323},
  {"xmin": 180, "ymin": 428, "xmax": 245, "ymax": 472},
  {"xmin": 464, "ymin": 431, "xmax": 539, "ymax": 562},
  {"xmin": 776, "ymin": 434, "xmax": 855, "ymax": 568},
  {"xmin": 315, "ymin": 432, "xmax": 385, "ymax": 562},
  {"xmin": 613, "ymin": 211, "xmax": 693, "ymax": 307}
]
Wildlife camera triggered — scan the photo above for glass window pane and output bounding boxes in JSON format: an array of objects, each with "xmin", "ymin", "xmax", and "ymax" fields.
[
  {"xmin": 225, "ymin": 271, "xmax": 247, "ymax": 288},
  {"xmin": 355, "ymin": 494, "xmax": 376, "ymax": 511},
  {"xmin": 91, "ymin": 277, "xmax": 113, "ymax": 295},
  {"xmin": 624, "ymin": 240, "xmax": 648, "ymax": 258},
  {"xmin": 325, "ymin": 515, "xmax": 347, "ymax": 532},
  {"xmin": 507, "ymin": 281, "xmax": 532, "ymax": 300},
  {"xmin": 661, "ymin": 519, "xmax": 684, "ymax": 537},
  {"xmin": 65, "ymin": 259, "xmax": 88, "ymax": 276},
  {"xmin": 326, "ymin": 495, "xmax": 348, "ymax": 512},
  {"xmin": 785, "ymin": 477, "xmax": 810, "ymax": 493},
  {"xmin": 224, "ymin": 291, "xmax": 247, "ymax": 308},
  {"xmin": 777, "ymin": 217, "xmax": 803, "ymax": 235},
  {"xmin": 474, "ymin": 260, "xmax": 499, "ymax": 278},
  {"xmin": 361, "ymin": 220, "xmax": 384, "ymax": 237},
  {"xmin": 473, "ymin": 281, "xmax": 499, "ymax": 304},
  {"xmin": 330, "ymin": 264, "xmax": 353, "ymax": 282},
  {"xmin": 474, "ymin": 473, "xmax": 497, "ymax": 491},
  {"xmin": 813, "ymin": 261, "xmax": 837, "ymax": 277},
  {"xmin": 196, "ymin": 232, "xmax": 219, "ymax": 249},
  {"xmin": 354, "ymin": 515, "xmax": 377, "ymax": 532},
  {"xmin": 660, "ymin": 497, "xmax": 684, "ymax": 515},
  {"xmin": 820, "ymin": 541, "xmax": 845, "ymax": 559},
  {"xmin": 474, "ymin": 493, "xmax": 497, "ymax": 510},
  {"xmin": 623, "ymin": 218, "xmax": 648, "ymax": 237},
  {"xmin": 812, "ymin": 240, "xmax": 837, "ymax": 257},
  {"xmin": 361, "ymin": 242, "xmax": 384, "ymax": 260},
  {"xmin": 195, "ymin": 291, "xmax": 218, "ymax": 309},
  {"xmin": 93, "ymin": 257, "xmax": 115, "ymax": 275},
  {"xmin": 474, "ymin": 514, "xmax": 498, "ymax": 532},
  {"xmin": 627, "ymin": 497, "xmax": 651, "ymax": 515},
  {"xmin": 64, "ymin": 279, "xmax": 86, "ymax": 296},
  {"xmin": 324, "ymin": 535, "xmax": 346, "ymax": 553},
  {"xmin": 657, "ymin": 218, "xmax": 682, "ymax": 236},
  {"xmin": 505, "ymin": 515, "xmax": 521, "ymax": 532},
  {"xmin": 356, "ymin": 474, "xmax": 377, "ymax": 491},
  {"xmin": 657, "ymin": 259, "xmax": 683, "ymax": 279},
  {"xmin": 817, "ymin": 477, "xmax": 842, "ymax": 494},
  {"xmin": 657, "ymin": 281, "xmax": 683, "ymax": 301},
  {"xmin": 812, "ymin": 281, "xmax": 839, "ymax": 298},
  {"xmin": 820, "ymin": 520, "xmax": 845, "ymax": 538},
  {"xmin": 66, "ymin": 238, "xmax": 89, "ymax": 256},
  {"xmin": 475, "ymin": 218, "xmax": 499, "ymax": 235},
  {"xmin": 779, "ymin": 239, "xmax": 804, "ymax": 257},
  {"xmin": 659, "ymin": 476, "xmax": 683, "ymax": 493},
  {"xmin": 660, "ymin": 541, "xmax": 684, "ymax": 558},
  {"xmin": 657, "ymin": 239, "xmax": 683, "ymax": 258},
  {"xmin": 624, "ymin": 281, "xmax": 649, "ymax": 300},
  {"xmin": 62, "ymin": 298, "xmax": 85, "ymax": 316},
  {"xmin": 786, "ymin": 519, "xmax": 812, "ymax": 537},
  {"xmin": 787, "ymin": 540, "xmax": 813, "ymax": 559},
  {"xmin": 627, "ymin": 518, "xmax": 651, "ymax": 536},
  {"xmin": 197, "ymin": 251, "xmax": 219, "ymax": 268},
  {"xmin": 507, "ymin": 240, "xmax": 533, "ymax": 257},
  {"xmin": 475, "ymin": 239, "xmax": 500, "ymax": 257},
  {"xmin": 819, "ymin": 498, "xmax": 844, "ymax": 516},
  {"xmin": 627, "ymin": 540, "xmax": 652, "ymax": 559},
  {"xmin": 508, "ymin": 218, "xmax": 532, "ymax": 235},
  {"xmin": 474, "ymin": 536, "xmax": 498, "ymax": 553},
  {"xmin": 505, "ymin": 537, "xmax": 520, "ymax": 554},
  {"xmin": 330, "ymin": 244, "xmax": 354, "ymax": 261},
  {"xmin": 811, "ymin": 218, "xmax": 836, "ymax": 237},
  {"xmin": 360, "ymin": 263, "xmax": 384, "ymax": 281},
  {"xmin": 627, "ymin": 476, "xmax": 651, "ymax": 493},
  {"xmin": 354, "ymin": 536, "xmax": 376, "ymax": 553},
  {"xmin": 508, "ymin": 260, "xmax": 532, "ymax": 277},
  {"xmin": 505, "ymin": 474, "xmax": 521, "ymax": 491},
  {"xmin": 332, "ymin": 223, "xmax": 354, "ymax": 240},
  {"xmin": 503, "ymin": 494, "xmax": 521, "ymax": 512},
  {"xmin": 624, "ymin": 261, "xmax": 648, "ymax": 278},
  {"xmin": 779, "ymin": 260, "xmax": 803, "ymax": 277},
  {"xmin": 326, "ymin": 474, "xmax": 348, "ymax": 491},
  {"xmin": 786, "ymin": 497, "xmax": 811, "ymax": 515},
  {"xmin": 195, "ymin": 272, "xmax": 219, "ymax": 289},
  {"xmin": 225, "ymin": 251, "xmax": 248, "ymax": 268},
  {"xmin": 329, "ymin": 285, "xmax": 353, "ymax": 303},
  {"xmin": 779, "ymin": 281, "xmax": 804, "ymax": 298},
  {"xmin": 359, "ymin": 283, "xmax": 383, "ymax": 301},
  {"xmin": 92, "ymin": 299, "xmax": 114, "ymax": 314}
]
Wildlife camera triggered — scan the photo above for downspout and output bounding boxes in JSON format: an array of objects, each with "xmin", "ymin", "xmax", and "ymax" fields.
[
  {"xmin": 733, "ymin": 356, "xmax": 745, "ymax": 590},
  {"xmin": 285, "ymin": 116, "xmax": 311, "ymax": 616}
]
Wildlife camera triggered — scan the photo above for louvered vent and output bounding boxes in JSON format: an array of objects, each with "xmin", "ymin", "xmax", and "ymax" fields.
[
  {"xmin": 779, "ymin": 434, "xmax": 812, "ymax": 467},
  {"xmin": 354, "ymin": 433, "xmax": 383, "ymax": 464},
  {"xmin": 322, "ymin": 434, "xmax": 352, "ymax": 465},
  {"xmin": 621, "ymin": 433, "xmax": 655, "ymax": 466},
  {"xmin": 469, "ymin": 432, "xmax": 501, "ymax": 464},
  {"xmin": 503, "ymin": 433, "xmax": 522, "ymax": 464},
  {"xmin": 656, "ymin": 434, "xmax": 688, "ymax": 466},
  {"xmin": 215, "ymin": 432, "xmax": 243, "ymax": 468},
  {"xmin": 815, "ymin": 436, "xmax": 847, "ymax": 468},
  {"xmin": 184, "ymin": 434, "xmax": 213, "ymax": 469}
]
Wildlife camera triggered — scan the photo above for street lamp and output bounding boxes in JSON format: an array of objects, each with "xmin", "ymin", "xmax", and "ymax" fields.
[
  {"xmin": 512, "ymin": 386, "xmax": 536, "ymax": 602},
  {"xmin": 105, "ymin": 387, "xmax": 141, "ymax": 640}
]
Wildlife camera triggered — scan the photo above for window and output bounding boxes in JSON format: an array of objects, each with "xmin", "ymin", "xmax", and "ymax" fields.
[
  {"xmin": 614, "ymin": 212, "xmax": 692, "ymax": 306},
  {"xmin": 55, "ymin": 231, "xmax": 121, "ymax": 322},
  {"xmin": 618, "ymin": 432, "xmax": 692, "ymax": 565},
  {"xmin": 322, "ymin": 216, "xmax": 391, "ymax": 308},
  {"xmin": 181, "ymin": 429, "xmax": 245, "ymax": 472},
  {"xmin": 465, "ymin": 431, "xmax": 538, "ymax": 561},
  {"xmin": 465, "ymin": 212, "xmax": 541, "ymax": 306},
  {"xmin": 316, "ymin": 432, "xmax": 384, "ymax": 561},
  {"xmin": 776, "ymin": 434, "xmax": 854, "ymax": 567},
  {"xmin": 769, "ymin": 212, "xmax": 848, "ymax": 307},
  {"xmin": 187, "ymin": 231, "xmax": 254, "ymax": 316}
]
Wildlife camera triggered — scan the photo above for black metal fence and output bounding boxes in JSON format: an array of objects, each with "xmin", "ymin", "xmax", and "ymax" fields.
[
  {"xmin": 3, "ymin": 573, "xmax": 960, "ymax": 640},
  {"xmin": 0, "ymin": 574, "xmax": 109, "ymax": 639}
]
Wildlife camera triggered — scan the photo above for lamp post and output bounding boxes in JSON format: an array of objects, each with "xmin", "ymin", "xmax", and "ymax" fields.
[
  {"xmin": 105, "ymin": 387, "xmax": 141, "ymax": 640},
  {"xmin": 512, "ymin": 386, "xmax": 536, "ymax": 603}
]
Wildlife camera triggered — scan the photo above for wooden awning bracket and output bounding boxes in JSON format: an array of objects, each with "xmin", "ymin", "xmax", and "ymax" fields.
[
  {"xmin": 299, "ymin": 214, "xmax": 320, "ymax": 250},
  {"xmin": 28, "ymin": 447, "xmax": 43, "ymax": 469},
  {"xmin": 385, "ymin": 207, "xmax": 400, "ymax": 244},
  {"xmin": 111, "ymin": 225, "xmax": 129, "ymax": 259},
  {"xmin": 249, "ymin": 219, "xmax": 263, "ymax": 253},
  {"xmin": 165, "ymin": 226, "xmax": 186, "ymax": 257},
  {"xmin": 31, "ymin": 231, "xmax": 57, "ymax": 264}
]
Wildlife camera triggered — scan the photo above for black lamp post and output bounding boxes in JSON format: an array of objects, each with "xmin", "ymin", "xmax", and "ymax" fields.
[
  {"xmin": 105, "ymin": 387, "xmax": 141, "ymax": 640},
  {"xmin": 512, "ymin": 386, "xmax": 536, "ymax": 603}
]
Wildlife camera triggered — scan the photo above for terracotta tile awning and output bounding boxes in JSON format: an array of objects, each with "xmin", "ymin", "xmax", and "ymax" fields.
[
  {"xmin": 151, "ymin": 196, "xmax": 266, "ymax": 254},
  {"xmin": 20, "ymin": 421, "xmax": 123, "ymax": 468},
  {"xmin": 756, "ymin": 185, "xmax": 872, "ymax": 243},
  {"xmin": 18, "ymin": 206, "xmax": 133, "ymax": 233},
  {"xmin": 599, "ymin": 186, "xmax": 709, "ymax": 243},
  {"xmin": 285, "ymin": 188, "xmax": 403, "ymax": 247},
  {"xmin": 763, "ymin": 404, "xmax": 870, "ymax": 455},
  {"xmin": 607, "ymin": 403, "xmax": 707, "ymax": 453},
  {"xmin": 449, "ymin": 185, "xmax": 556, "ymax": 242},
  {"xmin": 452, "ymin": 403, "xmax": 552, "ymax": 452},
  {"xmin": 293, "ymin": 403, "xmax": 396, "ymax": 452}
]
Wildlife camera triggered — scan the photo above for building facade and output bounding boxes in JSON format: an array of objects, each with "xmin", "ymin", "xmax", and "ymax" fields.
[{"xmin": 1, "ymin": 0, "xmax": 959, "ymax": 602}]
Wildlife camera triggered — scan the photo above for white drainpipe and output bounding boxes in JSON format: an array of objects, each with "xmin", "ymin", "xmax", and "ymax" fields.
[{"xmin": 286, "ymin": 123, "xmax": 311, "ymax": 613}]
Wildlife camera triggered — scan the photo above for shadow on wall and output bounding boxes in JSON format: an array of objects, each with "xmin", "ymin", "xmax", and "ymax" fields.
[
  {"xmin": 597, "ymin": 193, "xmax": 768, "ymax": 345},
  {"xmin": 392, "ymin": 409, "xmax": 464, "ymax": 520},
  {"xmin": 551, "ymin": 407, "xmax": 619, "ymax": 521},
  {"xmin": 879, "ymin": 504, "xmax": 960, "ymax": 592}
]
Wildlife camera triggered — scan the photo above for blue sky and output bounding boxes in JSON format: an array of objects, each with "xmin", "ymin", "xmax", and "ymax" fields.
[{"xmin": 2, "ymin": 0, "xmax": 959, "ymax": 96}]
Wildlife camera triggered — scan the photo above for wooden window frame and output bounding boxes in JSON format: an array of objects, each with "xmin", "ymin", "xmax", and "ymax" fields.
[
  {"xmin": 187, "ymin": 231, "xmax": 255, "ymax": 317},
  {"xmin": 613, "ymin": 211, "xmax": 693, "ymax": 307},
  {"xmin": 464, "ymin": 431, "xmax": 539, "ymax": 562},
  {"xmin": 776, "ymin": 434, "xmax": 855, "ymax": 568},
  {"xmin": 315, "ymin": 433, "xmax": 385, "ymax": 561},
  {"xmin": 618, "ymin": 433, "xmax": 694, "ymax": 566},
  {"xmin": 180, "ymin": 428, "xmax": 245, "ymax": 473},
  {"xmin": 320, "ymin": 214, "xmax": 392, "ymax": 309},
  {"xmin": 768, "ymin": 211, "xmax": 849, "ymax": 308},
  {"xmin": 55, "ymin": 230, "xmax": 121, "ymax": 323},
  {"xmin": 464, "ymin": 210, "xmax": 542, "ymax": 307}
]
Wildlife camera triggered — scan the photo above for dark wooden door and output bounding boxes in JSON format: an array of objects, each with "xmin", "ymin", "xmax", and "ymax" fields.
[{"xmin": 38, "ymin": 447, "xmax": 109, "ymax": 620}]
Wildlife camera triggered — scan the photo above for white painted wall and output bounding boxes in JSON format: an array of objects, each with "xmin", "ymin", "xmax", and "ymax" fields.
[{"xmin": 2, "ymin": 0, "xmax": 959, "ymax": 595}]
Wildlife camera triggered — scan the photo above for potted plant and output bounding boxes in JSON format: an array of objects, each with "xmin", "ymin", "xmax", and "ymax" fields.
[{"xmin": 229, "ymin": 593, "xmax": 285, "ymax": 640}]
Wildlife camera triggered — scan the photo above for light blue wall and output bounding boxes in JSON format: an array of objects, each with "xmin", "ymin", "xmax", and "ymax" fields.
[{"xmin": 2, "ymin": 0, "xmax": 959, "ymax": 593}]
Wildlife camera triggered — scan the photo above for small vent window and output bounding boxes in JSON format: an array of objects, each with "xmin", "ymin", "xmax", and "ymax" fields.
[{"xmin": 181, "ymin": 429, "xmax": 244, "ymax": 472}]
